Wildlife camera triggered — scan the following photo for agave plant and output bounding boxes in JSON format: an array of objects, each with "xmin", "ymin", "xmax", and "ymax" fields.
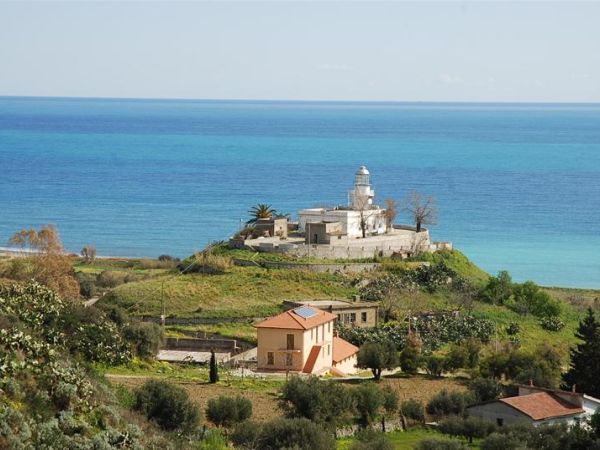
[{"xmin": 246, "ymin": 204, "xmax": 276, "ymax": 224}]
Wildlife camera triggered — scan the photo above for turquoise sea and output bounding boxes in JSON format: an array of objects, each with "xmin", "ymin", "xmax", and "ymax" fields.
[{"xmin": 0, "ymin": 97, "xmax": 599, "ymax": 288}]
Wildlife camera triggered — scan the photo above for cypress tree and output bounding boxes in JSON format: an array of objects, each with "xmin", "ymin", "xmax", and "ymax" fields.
[
  {"xmin": 562, "ymin": 308, "xmax": 600, "ymax": 397},
  {"xmin": 209, "ymin": 349, "xmax": 219, "ymax": 384}
]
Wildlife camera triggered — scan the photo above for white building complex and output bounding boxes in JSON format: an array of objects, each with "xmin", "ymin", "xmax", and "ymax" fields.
[{"xmin": 230, "ymin": 166, "xmax": 451, "ymax": 260}]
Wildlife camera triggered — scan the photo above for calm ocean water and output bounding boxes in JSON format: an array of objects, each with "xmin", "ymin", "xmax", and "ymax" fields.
[{"xmin": 0, "ymin": 97, "xmax": 599, "ymax": 288}]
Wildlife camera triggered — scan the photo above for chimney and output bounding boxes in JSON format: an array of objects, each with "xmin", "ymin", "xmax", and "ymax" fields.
[{"xmin": 572, "ymin": 384, "xmax": 577, "ymax": 393}]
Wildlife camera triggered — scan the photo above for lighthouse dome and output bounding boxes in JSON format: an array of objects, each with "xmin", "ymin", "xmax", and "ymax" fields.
[{"xmin": 355, "ymin": 165, "xmax": 370, "ymax": 186}]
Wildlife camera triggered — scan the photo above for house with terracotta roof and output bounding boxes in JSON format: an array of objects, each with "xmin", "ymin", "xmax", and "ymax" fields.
[
  {"xmin": 467, "ymin": 383, "xmax": 600, "ymax": 427},
  {"xmin": 255, "ymin": 306, "xmax": 359, "ymax": 376}
]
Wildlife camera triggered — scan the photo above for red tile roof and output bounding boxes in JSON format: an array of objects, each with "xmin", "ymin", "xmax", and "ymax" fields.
[
  {"xmin": 256, "ymin": 307, "xmax": 336, "ymax": 330},
  {"xmin": 332, "ymin": 336, "xmax": 359, "ymax": 364},
  {"xmin": 500, "ymin": 392, "xmax": 584, "ymax": 420}
]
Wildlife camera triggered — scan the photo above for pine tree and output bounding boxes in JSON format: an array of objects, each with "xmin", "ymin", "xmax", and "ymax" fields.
[
  {"xmin": 209, "ymin": 349, "xmax": 219, "ymax": 384},
  {"xmin": 562, "ymin": 308, "xmax": 600, "ymax": 397}
]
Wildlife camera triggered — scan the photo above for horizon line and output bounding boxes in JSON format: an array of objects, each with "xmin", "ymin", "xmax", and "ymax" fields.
[{"xmin": 1, "ymin": 94, "xmax": 600, "ymax": 106}]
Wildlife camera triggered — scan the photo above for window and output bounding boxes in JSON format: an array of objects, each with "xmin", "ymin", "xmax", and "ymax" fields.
[
  {"xmin": 327, "ymin": 322, "xmax": 331, "ymax": 333},
  {"xmin": 496, "ymin": 418, "xmax": 504, "ymax": 427},
  {"xmin": 286, "ymin": 334, "xmax": 294, "ymax": 350},
  {"xmin": 267, "ymin": 352, "xmax": 274, "ymax": 365},
  {"xmin": 361, "ymin": 312, "xmax": 368, "ymax": 323},
  {"xmin": 350, "ymin": 313, "xmax": 356, "ymax": 323},
  {"xmin": 311, "ymin": 328, "xmax": 314, "ymax": 340},
  {"xmin": 328, "ymin": 345, "xmax": 330, "ymax": 356},
  {"xmin": 286, "ymin": 353, "xmax": 293, "ymax": 366}
]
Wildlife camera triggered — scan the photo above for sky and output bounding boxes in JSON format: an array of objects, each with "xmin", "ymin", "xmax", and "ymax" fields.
[{"xmin": 0, "ymin": 1, "xmax": 599, "ymax": 102}]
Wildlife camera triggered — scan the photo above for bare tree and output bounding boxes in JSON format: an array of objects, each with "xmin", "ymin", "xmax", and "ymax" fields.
[
  {"xmin": 81, "ymin": 245, "xmax": 97, "ymax": 264},
  {"xmin": 7, "ymin": 224, "xmax": 79, "ymax": 299},
  {"xmin": 384, "ymin": 198, "xmax": 397, "ymax": 232},
  {"xmin": 403, "ymin": 192, "xmax": 437, "ymax": 233},
  {"xmin": 354, "ymin": 194, "xmax": 375, "ymax": 238}
]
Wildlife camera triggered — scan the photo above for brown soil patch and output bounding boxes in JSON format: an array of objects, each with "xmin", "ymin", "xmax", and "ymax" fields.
[
  {"xmin": 108, "ymin": 375, "xmax": 282, "ymax": 422},
  {"xmin": 108, "ymin": 373, "xmax": 466, "ymax": 423},
  {"xmin": 380, "ymin": 375, "xmax": 467, "ymax": 404}
]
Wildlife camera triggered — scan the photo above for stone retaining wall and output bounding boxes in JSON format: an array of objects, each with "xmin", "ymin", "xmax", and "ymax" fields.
[{"xmin": 233, "ymin": 258, "xmax": 380, "ymax": 274}]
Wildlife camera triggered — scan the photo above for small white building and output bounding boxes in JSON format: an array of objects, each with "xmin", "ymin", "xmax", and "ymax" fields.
[
  {"xmin": 467, "ymin": 384, "xmax": 600, "ymax": 427},
  {"xmin": 298, "ymin": 166, "xmax": 387, "ymax": 240}
]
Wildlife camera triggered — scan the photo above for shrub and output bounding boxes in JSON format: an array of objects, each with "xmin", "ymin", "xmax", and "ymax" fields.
[
  {"xmin": 123, "ymin": 322, "xmax": 164, "ymax": 358},
  {"xmin": 400, "ymin": 399, "xmax": 425, "ymax": 422},
  {"xmin": 480, "ymin": 271, "xmax": 513, "ymax": 305},
  {"xmin": 357, "ymin": 341, "xmax": 399, "ymax": 380},
  {"xmin": 349, "ymin": 429, "xmax": 394, "ymax": 450},
  {"xmin": 400, "ymin": 335, "xmax": 421, "ymax": 374},
  {"xmin": 438, "ymin": 416, "xmax": 496, "ymax": 443},
  {"xmin": 133, "ymin": 380, "xmax": 200, "ymax": 432},
  {"xmin": 506, "ymin": 322, "xmax": 521, "ymax": 335},
  {"xmin": 206, "ymin": 396, "xmax": 252, "ymax": 428},
  {"xmin": 480, "ymin": 344, "xmax": 562, "ymax": 388},
  {"xmin": 340, "ymin": 315, "xmax": 493, "ymax": 353},
  {"xmin": 232, "ymin": 418, "xmax": 335, "ymax": 450},
  {"xmin": 353, "ymin": 383, "xmax": 385, "ymax": 426},
  {"xmin": 96, "ymin": 271, "xmax": 128, "ymax": 288},
  {"xmin": 415, "ymin": 438, "xmax": 468, "ymax": 450},
  {"xmin": 424, "ymin": 355, "xmax": 447, "ymax": 377},
  {"xmin": 280, "ymin": 376, "xmax": 354, "ymax": 426},
  {"xmin": 480, "ymin": 432, "xmax": 524, "ymax": 450},
  {"xmin": 540, "ymin": 316, "xmax": 565, "ymax": 332},
  {"xmin": 510, "ymin": 281, "xmax": 561, "ymax": 318},
  {"xmin": 468, "ymin": 378, "xmax": 502, "ymax": 403},
  {"xmin": 78, "ymin": 279, "xmax": 96, "ymax": 299},
  {"xmin": 426, "ymin": 389, "xmax": 472, "ymax": 417}
]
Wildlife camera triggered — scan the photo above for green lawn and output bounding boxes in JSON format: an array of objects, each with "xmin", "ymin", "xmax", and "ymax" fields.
[
  {"xmin": 336, "ymin": 427, "xmax": 480, "ymax": 449},
  {"xmin": 165, "ymin": 322, "xmax": 258, "ymax": 344},
  {"xmin": 102, "ymin": 266, "xmax": 356, "ymax": 318}
]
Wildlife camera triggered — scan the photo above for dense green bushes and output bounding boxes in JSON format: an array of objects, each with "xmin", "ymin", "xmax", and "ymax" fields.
[
  {"xmin": 357, "ymin": 341, "xmax": 399, "ymax": 379},
  {"xmin": 231, "ymin": 418, "xmax": 336, "ymax": 450},
  {"xmin": 123, "ymin": 321, "xmax": 164, "ymax": 358},
  {"xmin": 133, "ymin": 380, "xmax": 200, "ymax": 433},
  {"xmin": 206, "ymin": 395, "xmax": 252, "ymax": 428},
  {"xmin": 426, "ymin": 389, "xmax": 473, "ymax": 417},
  {"xmin": 400, "ymin": 399, "xmax": 425, "ymax": 422},
  {"xmin": 339, "ymin": 314, "xmax": 493, "ymax": 352},
  {"xmin": 480, "ymin": 343, "xmax": 562, "ymax": 388},
  {"xmin": 280, "ymin": 376, "xmax": 355, "ymax": 427}
]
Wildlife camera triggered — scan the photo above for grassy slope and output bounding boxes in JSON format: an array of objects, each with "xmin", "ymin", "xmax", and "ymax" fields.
[
  {"xmin": 103, "ymin": 266, "xmax": 356, "ymax": 318},
  {"xmin": 95, "ymin": 249, "xmax": 598, "ymax": 356}
]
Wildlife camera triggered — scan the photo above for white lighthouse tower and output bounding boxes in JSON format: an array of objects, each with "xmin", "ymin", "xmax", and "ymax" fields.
[{"xmin": 349, "ymin": 165, "xmax": 375, "ymax": 209}]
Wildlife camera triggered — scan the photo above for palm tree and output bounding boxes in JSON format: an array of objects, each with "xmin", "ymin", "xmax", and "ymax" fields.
[{"xmin": 246, "ymin": 204, "xmax": 276, "ymax": 224}]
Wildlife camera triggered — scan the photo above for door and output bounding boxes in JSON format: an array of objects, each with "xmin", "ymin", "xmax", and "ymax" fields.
[{"xmin": 286, "ymin": 334, "xmax": 294, "ymax": 350}]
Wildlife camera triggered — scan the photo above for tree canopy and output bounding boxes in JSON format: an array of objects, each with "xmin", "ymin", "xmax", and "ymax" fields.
[{"xmin": 562, "ymin": 308, "xmax": 600, "ymax": 397}]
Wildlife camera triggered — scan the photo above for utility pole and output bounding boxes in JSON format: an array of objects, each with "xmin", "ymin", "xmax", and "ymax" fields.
[
  {"xmin": 307, "ymin": 222, "xmax": 310, "ymax": 258},
  {"xmin": 160, "ymin": 280, "xmax": 165, "ymax": 328}
]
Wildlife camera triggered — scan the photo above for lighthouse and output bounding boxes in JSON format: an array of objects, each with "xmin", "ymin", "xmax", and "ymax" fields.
[{"xmin": 350, "ymin": 165, "xmax": 375, "ymax": 209}]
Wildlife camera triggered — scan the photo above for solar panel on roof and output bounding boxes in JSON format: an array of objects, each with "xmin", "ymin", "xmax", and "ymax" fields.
[{"xmin": 294, "ymin": 306, "xmax": 318, "ymax": 319}]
